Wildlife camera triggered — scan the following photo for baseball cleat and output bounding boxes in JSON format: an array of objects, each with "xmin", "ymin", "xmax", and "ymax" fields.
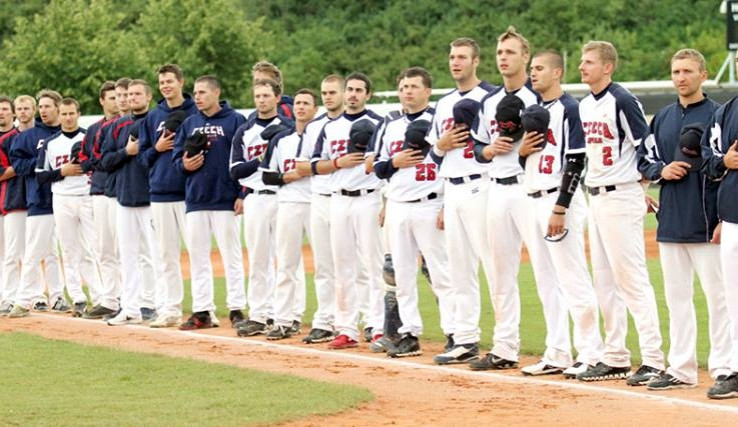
[
  {"xmin": 236, "ymin": 320, "xmax": 267, "ymax": 337},
  {"xmin": 0, "ymin": 301, "xmax": 12, "ymax": 316},
  {"xmin": 646, "ymin": 373, "xmax": 697, "ymax": 391},
  {"xmin": 289, "ymin": 320, "xmax": 302, "ymax": 335},
  {"xmin": 266, "ymin": 325, "xmax": 293, "ymax": 340},
  {"xmin": 107, "ymin": 311, "xmax": 143, "ymax": 326},
  {"xmin": 576, "ymin": 362, "xmax": 630, "ymax": 382},
  {"xmin": 179, "ymin": 311, "xmax": 215, "ymax": 330},
  {"xmin": 32, "ymin": 301, "xmax": 49, "ymax": 312},
  {"xmin": 83, "ymin": 305, "xmax": 118, "ymax": 320},
  {"xmin": 302, "ymin": 328, "xmax": 335, "ymax": 344},
  {"xmin": 72, "ymin": 302, "xmax": 87, "ymax": 318},
  {"xmin": 626, "ymin": 365, "xmax": 663, "ymax": 386},
  {"xmin": 469, "ymin": 353, "xmax": 518, "ymax": 371},
  {"xmin": 140, "ymin": 307, "xmax": 157, "ymax": 322},
  {"xmin": 328, "ymin": 334, "xmax": 358, "ymax": 350},
  {"xmin": 228, "ymin": 310, "xmax": 245, "ymax": 328},
  {"xmin": 433, "ymin": 343, "xmax": 479, "ymax": 365},
  {"xmin": 387, "ymin": 334, "xmax": 422, "ymax": 358},
  {"xmin": 150, "ymin": 313, "xmax": 182, "ymax": 328},
  {"xmin": 521, "ymin": 360, "xmax": 565, "ymax": 376},
  {"xmin": 563, "ymin": 362, "xmax": 591, "ymax": 379},
  {"xmin": 50, "ymin": 297, "xmax": 72, "ymax": 313},
  {"xmin": 707, "ymin": 373, "xmax": 738, "ymax": 399},
  {"xmin": 8, "ymin": 304, "xmax": 29, "ymax": 318}
]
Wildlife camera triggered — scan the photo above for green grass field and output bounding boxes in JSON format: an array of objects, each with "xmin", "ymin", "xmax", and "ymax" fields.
[{"xmin": 0, "ymin": 333, "xmax": 372, "ymax": 426}]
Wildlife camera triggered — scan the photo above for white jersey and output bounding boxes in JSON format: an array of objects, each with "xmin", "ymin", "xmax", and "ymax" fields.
[
  {"xmin": 524, "ymin": 93, "xmax": 586, "ymax": 192},
  {"xmin": 36, "ymin": 129, "xmax": 90, "ymax": 196},
  {"xmin": 579, "ymin": 82, "xmax": 649, "ymax": 187},
  {"xmin": 471, "ymin": 84, "xmax": 539, "ymax": 178},
  {"xmin": 261, "ymin": 129, "xmax": 311, "ymax": 203},
  {"xmin": 231, "ymin": 115, "xmax": 291, "ymax": 192},
  {"xmin": 311, "ymin": 110, "xmax": 383, "ymax": 192},
  {"xmin": 427, "ymin": 81, "xmax": 495, "ymax": 178},
  {"xmin": 375, "ymin": 108, "xmax": 443, "ymax": 202},
  {"xmin": 298, "ymin": 113, "xmax": 333, "ymax": 195}
]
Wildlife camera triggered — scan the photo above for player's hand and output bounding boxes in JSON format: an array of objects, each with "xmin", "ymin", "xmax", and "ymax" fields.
[
  {"xmin": 711, "ymin": 221, "xmax": 722, "ymax": 244},
  {"xmin": 61, "ymin": 162, "xmax": 83, "ymax": 177},
  {"xmin": 155, "ymin": 132, "xmax": 175, "ymax": 152},
  {"xmin": 436, "ymin": 207, "xmax": 444, "ymax": 230},
  {"xmin": 519, "ymin": 131, "xmax": 544, "ymax": 157},
  {"xmin": 482, "ymin": 136, "xmax": 514, "ymax": 160},
  {"xmin": 391, "ymin": 149, "xmax": 424, "ymax": 169},
  {"xmin": 233, "ymin": 198, "xmax": 243, "ymax": 215},
  {"xmin": 645, "ymin": 194, "xmax": 659, "ymax": 214},
  {"xmin": 125, "ymin": 135, "xmax": 139, "ymax": 155},
  {"xmin": 660, "ymin": 161, "xmax": 690, "ymax": 180},
  {"xmin": 724, "ymin": 141, "xmax": 738, "ymax": 170},
  {"xmin": 295, "ymin": 160, "xmax": 312, "ymax": 177},
  {"xmin": 547, "ymin": 208, "xmax": 566, "ymax": 237},
  {"xmin": 183, "ymin": 151, "xmax": 204, "ymax": 171},
  {"xmin": 335, "ymin": 153, "xmax": 364, "ymax": 169},
  {"xmin": 436, "ymin": 125, "xmax": 469, "ymax": 151},
  {"xmin": 364, "ymin": 154, "xmax": 374, "ymax": 174}
]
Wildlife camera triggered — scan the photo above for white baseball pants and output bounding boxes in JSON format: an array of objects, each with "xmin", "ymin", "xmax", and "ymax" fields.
[
  {"xmin": 186, "ymin": 210, "xmax": 246, "ymax": 313},
  {"xmin": 718, "ymin": 221, "xmax": 738, "ymax": 372},
  {"xmin": 21, "ymin": 214, "xmax": 64, "ymax": 305},
  {"xmin": 92, "ymin": 195, "xmax": 120, "ymax": 310},
  {"xmin": 151, "ymin": 201, "xmax": 186, "ymax": 316},
  {"xmin": 243, "ymin": 193, "xmax": 277, "ymax": 323},
  {"xmin": 2, "ymin": 211, "xmax": 25, "ymax": 305},
  {"xmin": 309, "ymin": 193, "xmax": 335, "ymax": 331},
  {"xmin": 116, "ymin": 204, "xmax": 160, "ymax": 318},
  {"xmin": 273, "ymin": 201, "xmax": 310, "ymax": 327}
]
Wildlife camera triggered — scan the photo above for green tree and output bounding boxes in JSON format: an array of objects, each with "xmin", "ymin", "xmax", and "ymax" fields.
[
  {"xmin": 0, "ymin": 0, "xmax": 144, "ymax": 113},
  {"xmin": 135, "ymin": 0, "xmax": 273, "ymax": 107}
]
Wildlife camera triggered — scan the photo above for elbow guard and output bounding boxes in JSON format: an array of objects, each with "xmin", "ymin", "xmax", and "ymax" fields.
[{"xmin": 555, "ymin": 153, "xmax": 585, "ymax": 209}]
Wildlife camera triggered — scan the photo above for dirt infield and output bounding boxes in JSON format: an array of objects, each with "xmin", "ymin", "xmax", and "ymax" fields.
[{"xmin": 3, "ymin": 313, "xmax": 736, "ymax": 426}]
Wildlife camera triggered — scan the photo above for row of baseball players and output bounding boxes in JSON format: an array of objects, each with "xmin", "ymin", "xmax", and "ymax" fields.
[{"xmin": 0, "ymin": 25, "xmax": 735, "ymax": 400}]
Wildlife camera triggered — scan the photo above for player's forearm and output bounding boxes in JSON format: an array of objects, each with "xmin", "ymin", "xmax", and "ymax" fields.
[
  {"xmin": 0, "ymin": 166, "xmax": 15, "ymax": 181},
  {"xmin": 314, "ymin": 159, "xmax": 337, "ymax": 175}
]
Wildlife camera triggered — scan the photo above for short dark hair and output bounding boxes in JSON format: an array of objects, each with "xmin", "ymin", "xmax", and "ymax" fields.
[
  {"xmin": 0, "ymin": 96, "xmax": 14, "ymax": 113},
  {"xmin": 533, "ymin": 50, "xmax": 565, "ymax": 70},
  {"xmin": 195, "ymin": 75, "xmax": 221, "ymax": 91},
  {"xmin": 322, "ymin": 74, "xmax": 344, "ymax": 87},
  {"xmin": 36, "ymin": 89, "xmax": 63, "ymax": 106},
  {"xmin": 157, "ymin": 63, "xmax": 184, "ymax": 81},
  {"xmin": 294, "ymin": 88, "xmax": 318, "ymax": 106},
  {"xmin": 61, "ymin": 97, "xmax": 80, "ymax": 113},
  {"xmin": 253, "ymin": 78, "xmax": 281, "ymax": 97},
  {"xmin": 345, "ymin": 72, "xmax": 372, "ymax": 93},
  {"xmin": 115, "ymin": 77, "xmax": 132, "ymax": 90},
  {"xmin": 99, "ymin": 81, "xmax": 116, "ymax": 100},
  {"xmin": 403, "ymin": 67, "xmax": 433, "ymax": 89}
]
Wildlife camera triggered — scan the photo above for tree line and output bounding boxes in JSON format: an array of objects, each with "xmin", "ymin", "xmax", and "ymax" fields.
[{"xmin": 0, "ymin": 0, "xmax": 726, "ymax": 112}]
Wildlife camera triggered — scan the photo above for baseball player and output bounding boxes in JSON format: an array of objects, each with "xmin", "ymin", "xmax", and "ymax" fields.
[
  {"xmin": 231, "ymin": 78, "xmax": 294, "ymax": 336},
  {"xmin": 79, "ymin": 81, "xmax": 122, "ymax": 319},
  {"xmin": 373, "ymin": 66, "xmax": 454, "ymax": 357},
  {"xmin": 173, "ymin": 75, "xmax": 247, "ymax": 330},
  {"xmin": 9, "ymin": 90, "xmax": 66, "ymax": 314},
  {"xmin": 310, "ymin": 72, "xmax": 385, "ymax": 349},
  {"xmin": 0, "ymin": 96, "xmax": 20, "ymax": 313},
  {"xmin": 137, "ymin": 64, "xmax": 199, "ymax": 328},
  {"xmin": 516, "ymin": 50, "xmax": 605, "ymax": 377},
  {"xmin": 637, "ymin": 48, "xmax": 730, "ymax": 390},
  {"xmin": 260, "ymin": 89, "xmax": 318, "ymax": 339},
  {"xmin": 696, "ymin": 58, "xmax": 738, "ymax": 400},
  {"xmin": 11, "ymin": 98, "xmax": 100, "ymax": 317},
  {"xmin": 428, "ymin": 37, "xmax": 495, "ymax": 365},
  {"xmin": 14, "ymin": 95, "xmax": 36, "ymax": 131},
  {"xmin": 251, "ymin": 61, "xmax": 294, "ymax": 120},
  {"xmin": 294, "ymin": 74, "xmax": 344, "ymax": 344},
  {"xmin": 100, "ymin": 79, "xmax": 162, "ymax": 326},
  {"xmin": 576, "ymin": 41, "xmax": 665, "ymax": 384},
  {"xmin": 470, "ymin": 27, "xmax": 565, "ymax": 372}
]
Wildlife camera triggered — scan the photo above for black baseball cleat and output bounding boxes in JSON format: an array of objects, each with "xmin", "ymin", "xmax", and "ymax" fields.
[
  {"xmin": 444, "ymin": 334, "xmax": 455, "ymax": 352},
  {"xmin": 237, "ymin": 320, "xmax": 267, "ymax": 337},
  {"xmin": 647, "ymin": 373, "xmax": 697, "ymax": 391},
  {"xmin": 576, "ymin": 362, "xmax": 630, "ymax": 382},
  {"xmin": 707, "ymin": 373, "xmax": 738, "ymax": 399},
  {"xmin": 626, "ymin": 365, "xmax": 663, "ymax": 386},
  {"xmin": 289, "ymin": 320, "xmax": 302, "ymax": 335},
  {"xmin": 469, "ymin": 353, "xmax": 518, "ymax": 371},
  {"xmin": 72, "ymin": 302, "xmax": 87, "ymax": 318},
  {"xmin": 266, "ymin": 325, "xmax": 293, "ymax": 340},
  {"xmin": 387, "ymin": 334, "xmax": 422, "ymax": 358},
  {"xmin": 302, "ymin": 328, "xmax": 334, "ymax": 344},
  {"xmin": 363, "ymin": 327, "xmax": 374, "ymax": 343},
  {"xmin": 228, "ymin": 310, "xmax": 245, "ymax": 328},
  {"xmin": 83, "ymin": 305, "xmax": 117, "ymax": 320}
]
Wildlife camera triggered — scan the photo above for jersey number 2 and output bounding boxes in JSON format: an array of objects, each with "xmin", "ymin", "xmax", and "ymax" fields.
[{"xmin": 602, "ymin": 146, "xmax": 613, "ymax": 166}]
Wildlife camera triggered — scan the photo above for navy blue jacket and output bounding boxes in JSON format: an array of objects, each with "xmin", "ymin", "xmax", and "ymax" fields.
[
  {"xmin": 173, "ymin": 101, "xmax": 246, "ymax": 212},
  {"xmin": 9, "ymin": 119, "xmax": 60, "ymax": 216},
  {"xmin": 701, "ymin": 96, "xmax": 738, "ymax": 224},
  {"xmin": 100, "ymin": 113, "xmax": 151, "ymax": 207},
  {"xmin": 0, "ymin": 127, "xmax": 24, "ymax": 214},
  {"xmin": 637, "ymin": 97, "xmax": 720, "ymax": 242},
  {"xmin": 137, "ymin": 95, "xmax": 198, "ymax": 202},
  {"xmin": 79, "ymin": 116, "xmax": 117, "ymax": 196}
]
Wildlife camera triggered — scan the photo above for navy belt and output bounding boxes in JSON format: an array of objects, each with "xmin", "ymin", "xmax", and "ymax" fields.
[
  {"xmin": 256, "ymin": 190, "xmax": 277, "ymax": 195},
  {"xmin": 338, "ymin": 188, "xmax": 375, "ymax": 197},
  {"xmin": 406, "ymin": 192, "xmax": 439, "ymax": 203},
  {"xmin": 528, "ymin": 187, "xmax": 558, "ymax": 198},
  {"xmin": 447, "ymin": 174, "xmax": 482, "ymax": 185},
  {"xmin": 587, "ymin": 185, "xmax": 616, "ymax": 196},
  {"xmin": 318, "ymin": 193, "xmax": 332, "ymax": 197},
  {"xmin": 491, "ymin": 175, "xmax": 520, "ymax": 185}
]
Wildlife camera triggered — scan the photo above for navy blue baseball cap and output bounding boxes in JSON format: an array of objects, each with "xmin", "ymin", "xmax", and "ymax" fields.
[{"xmin": 452, "ymin": 99, "xmax": 481, "ymax": 128}]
